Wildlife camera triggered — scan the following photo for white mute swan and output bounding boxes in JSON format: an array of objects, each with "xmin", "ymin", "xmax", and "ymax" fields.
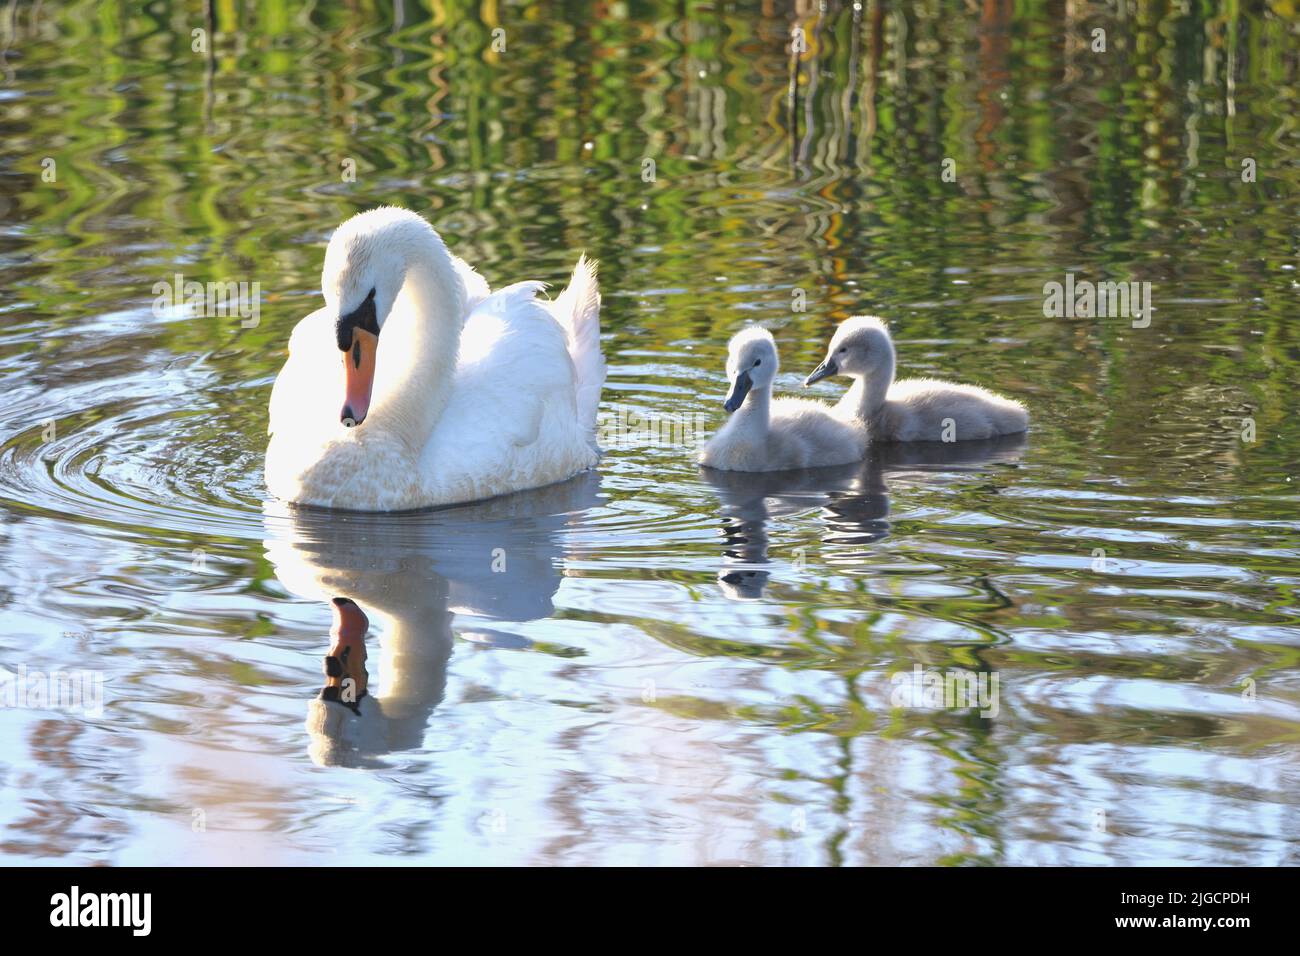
[
  {"xmin": 804, "ymin": 316, "xmax": 1028, "ymax": 442},
  {"xmin": 265, "ymin": 207, "xmax": 605, "ymax": 511},
  {"xmin": 699, "ymin": 326, "xmax": 867, "ymax": 472}
]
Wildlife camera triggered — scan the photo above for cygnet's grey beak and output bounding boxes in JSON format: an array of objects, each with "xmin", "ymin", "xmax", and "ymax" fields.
[
  {"xmin": 723, "ymin": 369, "xmax": 753, "ymax": 413},
  {"xmin": 804, "ymin": 357, "xmax": 838, "ymax": 386}
]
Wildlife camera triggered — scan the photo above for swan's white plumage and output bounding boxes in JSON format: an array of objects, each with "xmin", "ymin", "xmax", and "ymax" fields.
[
  {"xmin": 547, "ymin": 255, "xmax": 604, "ymax": 439},
  {"xmin": 452, "ymin": 255, "xmax": 491, "ymax": 311},
  {"xmin": 817, "ymin": 316, "xmax": 1028, "ymax": 442},
  {"xmin": 699, "ymin": 326, "xmax": 867, "ymax": 472},
  {"xmin": 265, "ymin": 207, "xmax": 603, "ymax": 511}
]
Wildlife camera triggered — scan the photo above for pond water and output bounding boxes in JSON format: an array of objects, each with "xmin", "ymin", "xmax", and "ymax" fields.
[{"xmin": 1, "ymin": 1, "xmax": 1298, "ymax": 865}]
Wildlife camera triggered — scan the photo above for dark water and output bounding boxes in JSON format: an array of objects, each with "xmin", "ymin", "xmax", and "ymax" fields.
[{"xmin": 1, "ymin": 0, "xmax": 1298, "ymax": 864}]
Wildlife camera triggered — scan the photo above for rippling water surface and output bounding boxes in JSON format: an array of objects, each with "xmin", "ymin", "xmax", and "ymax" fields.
[{"xmin": 1, "ymin": 1, "xmax": 1298, "ymax": 865}]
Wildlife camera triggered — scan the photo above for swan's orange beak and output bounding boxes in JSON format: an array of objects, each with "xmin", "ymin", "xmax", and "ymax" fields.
[{"xmin": 340, "ymin": 328, "xmax": 378, "ymax": 427}]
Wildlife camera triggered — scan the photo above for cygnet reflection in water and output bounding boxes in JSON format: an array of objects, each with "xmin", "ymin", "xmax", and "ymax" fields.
[{"xmin": 702, "ymin": 433, "xmax": 1027, "ymax": 600}]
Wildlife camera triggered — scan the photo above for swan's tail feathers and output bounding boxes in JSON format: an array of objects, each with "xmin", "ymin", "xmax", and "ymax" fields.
[{"xmin": 554, "ymin": 255, "xmax": 605, "ymax": 440}]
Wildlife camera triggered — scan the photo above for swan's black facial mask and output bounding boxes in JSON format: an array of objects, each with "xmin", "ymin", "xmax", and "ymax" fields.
[{"xmin": 336, "ymin": 288, "xmax": 380, "ymax": 351}]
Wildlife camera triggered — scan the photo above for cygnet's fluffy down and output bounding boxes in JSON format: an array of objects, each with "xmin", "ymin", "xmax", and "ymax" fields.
[
  {"xmin": 804, "ymin": 316, "xmax": 1028, "ymax": 442},
  {"xmin": 699, "ymin": 326, "xmax": 867, "ymax": 472}
]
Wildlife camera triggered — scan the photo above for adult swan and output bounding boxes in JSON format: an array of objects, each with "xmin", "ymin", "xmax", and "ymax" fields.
[{"xmin": 265, "ymin": 207, "xmax": 605, "ymax": 511}]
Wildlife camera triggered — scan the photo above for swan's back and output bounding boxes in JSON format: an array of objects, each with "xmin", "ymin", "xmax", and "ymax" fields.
[
  {"xmin": 880, "ymin": 377, "xmax": 1028, "ymax": 442},
  {"xmin": 420, "ymin": 282, "xmax": 598, "ymax": 502}
]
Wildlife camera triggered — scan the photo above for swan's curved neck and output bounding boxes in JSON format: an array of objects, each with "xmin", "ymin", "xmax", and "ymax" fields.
[{"xmin": 369, "ymin": 230, "xmax": 465, "ymax": 449}]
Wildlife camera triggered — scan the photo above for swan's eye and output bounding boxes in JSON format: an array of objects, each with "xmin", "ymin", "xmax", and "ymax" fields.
[
  {"xmin": 838, "ymin": 347, "xmax": 847, "ymax": 354},
  {"xmin": 753, "ymin": 359, "xmax": 761, "ymax": 367}
]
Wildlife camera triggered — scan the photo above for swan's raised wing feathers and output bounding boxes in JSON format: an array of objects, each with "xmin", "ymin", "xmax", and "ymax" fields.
[{"xmin": 418, "ymin": 282, "xmax": 592, "ymax": 500}]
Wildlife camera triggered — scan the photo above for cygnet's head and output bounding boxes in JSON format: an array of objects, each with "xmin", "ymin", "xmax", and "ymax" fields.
[
  {"xmin": 723, "ymin": 326, "xmax": 779, "ymax": 413},
  {"xmin": 718, "ymin": 567, "xmax": 771, "ymax": 600},
  {"xmin": 804, "ymin": 315, "xmax": 895, "ymax": 386}
]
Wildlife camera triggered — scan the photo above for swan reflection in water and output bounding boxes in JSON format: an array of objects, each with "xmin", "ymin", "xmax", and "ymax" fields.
[
  {"xmin": 702, "ymin": 434, "xmax": 1028, "ymax": 600},
  {"xmin": 263, "ymin": 473, "xmax": 602, "ymax": 768}
]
